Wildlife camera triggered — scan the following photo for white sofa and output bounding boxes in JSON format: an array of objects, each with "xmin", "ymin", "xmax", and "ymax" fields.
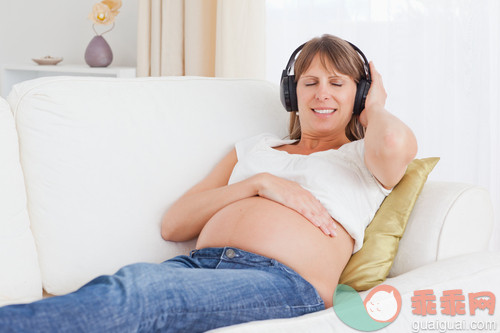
[{"xmin": 1, "ymin": 76, "xmax": 498, "ymax": 332}]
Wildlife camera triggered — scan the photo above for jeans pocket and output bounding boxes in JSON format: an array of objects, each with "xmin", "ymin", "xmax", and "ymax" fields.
[
  {"xmin": 271, "ymin": 259, "xmax": 325, "ymax": 308},
  {"xmin": 271, "ymin": 259, "xmax": 295, "ymax": 274}
]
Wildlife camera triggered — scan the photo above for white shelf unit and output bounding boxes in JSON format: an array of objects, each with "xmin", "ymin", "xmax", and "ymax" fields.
[{"xmin": 1, "ymin": 64, "xmax": 136, "ymax": 98}]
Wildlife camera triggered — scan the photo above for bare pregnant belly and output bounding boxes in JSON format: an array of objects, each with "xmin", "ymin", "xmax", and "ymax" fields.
[{"xmin": 196, "ymin": 197, "xmax": 354, "ymax": 308}]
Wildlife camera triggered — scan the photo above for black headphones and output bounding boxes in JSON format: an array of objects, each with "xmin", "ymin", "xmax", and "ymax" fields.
[{"xmin": 280, "ymin": 40, "xmax": 371, "ymax": 115}]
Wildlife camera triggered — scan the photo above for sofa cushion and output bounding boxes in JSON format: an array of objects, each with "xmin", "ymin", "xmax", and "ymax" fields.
[
  {"xmin": 8, "ymin": 76, "xmax": 288, "ymax": 295},
  {"xmin": 339, "ymin": 157, "xmax": 439, "ymax": 291},
  {"xmin": 0, "ymin": 96, "xmax": 42, "ymax": 305}
]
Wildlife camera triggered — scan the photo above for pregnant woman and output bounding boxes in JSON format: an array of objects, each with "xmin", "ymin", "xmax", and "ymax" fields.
[{"xmin": 0, "ymin": 34, "xmax": 417, "ymax": 333}]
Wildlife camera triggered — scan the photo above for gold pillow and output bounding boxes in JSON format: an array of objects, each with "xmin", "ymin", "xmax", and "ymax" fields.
[{"xmin": 339, "ymin": 157, "xmax": 440, "ymax": 291}]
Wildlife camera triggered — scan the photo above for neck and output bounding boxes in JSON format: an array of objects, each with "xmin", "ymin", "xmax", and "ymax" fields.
[{"xmin": 296, "ymin": 133, "xmax": 351, "ymax": 153}]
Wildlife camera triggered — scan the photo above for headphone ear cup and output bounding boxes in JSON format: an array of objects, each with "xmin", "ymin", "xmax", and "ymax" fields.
[
  {"xmin": 353, "ymin": 79, "xmax": 371, "ymax": 115},
  {"xmin": 280, "ymin": 75, "xmax": 298, "ymax": 112},
  {"xmin": 280, "ymin": 76, "xmax": 290, "ymax": 111},
  {"xmin": 288, "ymin": 76, "xmax": 298, "ymax": 112}
]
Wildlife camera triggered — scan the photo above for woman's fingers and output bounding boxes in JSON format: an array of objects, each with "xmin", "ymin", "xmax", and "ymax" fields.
[
  {"xmin": 366, "ymin": 61, "xmax": 387, "ymax": 107},
  {"xmin": 359, "ymin": 62, "xmax": 387, "ymax": 127},
  {"xmin": 308, "ymin": 203, "xmax": 337, "ymax": 237},
  {"xmin": 310, "ymin": 207, "xmax": 337, "ymax": 237},
  {"xmin": 283, "ymin": 184, "xmax": 337, "ymax": 237},
  {"xmin": 317, "ymin": 218, "xmax": 337, "ymax": 237}
]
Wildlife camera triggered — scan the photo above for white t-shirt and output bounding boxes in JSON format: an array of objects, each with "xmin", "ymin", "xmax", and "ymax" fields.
[{"xmin": 228, "ymin": 133, "xmax": 391, "ymax": 253}]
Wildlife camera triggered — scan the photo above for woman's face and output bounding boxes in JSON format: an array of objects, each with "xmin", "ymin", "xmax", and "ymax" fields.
[{"xmin": 296, "ymin": 54, "xmax": 357, "ymax": 139}]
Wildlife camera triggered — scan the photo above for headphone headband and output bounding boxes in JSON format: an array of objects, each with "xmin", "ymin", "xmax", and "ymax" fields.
[
  {"xmin": 346, "ymin": 42, "xmax": 371, "ymax": 82},
  {"xmin": 283, "ymin": 43, "xmax": 306, "ymax": 76}
]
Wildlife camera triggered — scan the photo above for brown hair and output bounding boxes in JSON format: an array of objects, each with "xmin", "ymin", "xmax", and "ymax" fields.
[{"xmin": 288, "ymin": 34, "xmax": 366, "ymax": 141}]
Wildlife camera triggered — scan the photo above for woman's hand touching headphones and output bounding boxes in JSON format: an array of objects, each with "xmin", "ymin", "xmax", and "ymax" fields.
[{"xmin": 358, "ymin": 62, "xmax": 387, "ymax": 127}]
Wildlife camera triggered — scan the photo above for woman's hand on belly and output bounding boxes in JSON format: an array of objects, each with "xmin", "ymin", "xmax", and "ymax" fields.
[{"xmin": 254, "ymin": 173, "xmax": 337, "ymax": 237}]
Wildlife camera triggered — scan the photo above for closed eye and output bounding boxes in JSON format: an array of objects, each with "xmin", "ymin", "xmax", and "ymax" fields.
[{"xmin": 304, "ymin": 82, "xmax": 342, "ymax": 87}]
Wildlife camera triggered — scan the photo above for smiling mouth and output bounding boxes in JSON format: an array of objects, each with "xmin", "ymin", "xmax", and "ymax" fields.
[{"xmin": 312, "ymin": 108, "xmax": 336, "ymax": 114}]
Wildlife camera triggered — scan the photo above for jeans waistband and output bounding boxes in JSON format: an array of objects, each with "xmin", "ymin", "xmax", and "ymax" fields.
[{"xmin": 189, "ymin": 247, "xmax": 275, "ymax": 266}]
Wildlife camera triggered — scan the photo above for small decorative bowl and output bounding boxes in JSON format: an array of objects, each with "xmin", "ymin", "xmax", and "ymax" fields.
[{"xmin": 32, "ymin": 56, "xmax": 63, "ymax": 66}]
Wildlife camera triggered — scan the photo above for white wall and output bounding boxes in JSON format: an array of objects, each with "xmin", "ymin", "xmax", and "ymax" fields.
[{"xmin": 0, "ymin": 0, "xmax": 138, "ymax": 82}]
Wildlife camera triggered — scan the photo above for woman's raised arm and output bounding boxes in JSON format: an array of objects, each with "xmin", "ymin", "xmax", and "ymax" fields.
[{"xmin": 360, "ymin": 62, "xmax": 418, "ymax": 189}]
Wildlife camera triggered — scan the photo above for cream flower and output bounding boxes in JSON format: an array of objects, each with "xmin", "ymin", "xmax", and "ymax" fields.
[
  {"xmin": 101, "ymin": 0, "xmax": 122, "ymax": 15},
  {"xmin": 89, "ymin": 2, "xmax": 116, "ymax": 25}
]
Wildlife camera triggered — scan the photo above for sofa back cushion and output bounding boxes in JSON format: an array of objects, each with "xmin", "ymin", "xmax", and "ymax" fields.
[
  {"xmin": 8, "ymin": 76, "xmax": 288, "ymax": 295},
  {"xmin": 0, "ymin": 96, "xmax": 42, "ymax": 305}
]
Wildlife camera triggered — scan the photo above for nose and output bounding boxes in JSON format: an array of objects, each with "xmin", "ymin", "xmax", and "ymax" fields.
[{"xmin": 315, "ymin": 82, "xmax": 331, "ymax": 101}]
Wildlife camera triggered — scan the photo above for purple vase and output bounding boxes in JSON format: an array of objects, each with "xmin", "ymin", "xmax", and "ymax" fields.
[{"xmin": 84, "ymin": 35, "xmax": 113, "ymax": 67}]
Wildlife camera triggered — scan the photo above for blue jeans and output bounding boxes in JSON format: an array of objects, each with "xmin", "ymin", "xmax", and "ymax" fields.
[{"xmin": 0, "ymin": 247, "xmax": 325, "ymax": 332}]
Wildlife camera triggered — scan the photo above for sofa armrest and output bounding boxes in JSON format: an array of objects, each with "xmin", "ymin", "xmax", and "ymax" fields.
[{"xmin": 389, "ymin": 181, "xmax": 494, "ymax": 277}]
